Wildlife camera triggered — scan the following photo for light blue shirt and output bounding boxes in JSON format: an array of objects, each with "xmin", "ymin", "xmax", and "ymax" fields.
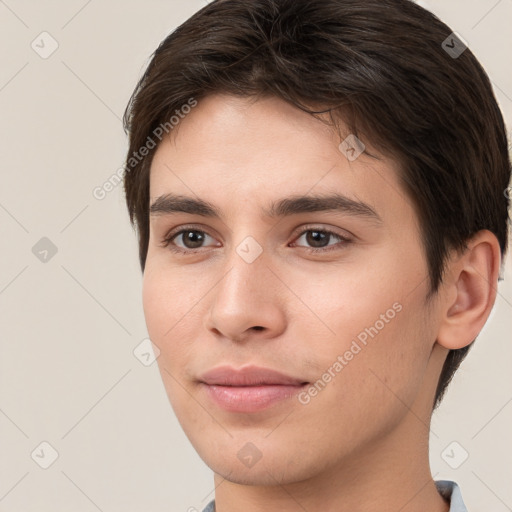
[
  {"xmin": 201, "ymin": 480, "xmax": 468, "ymax": 511},
  {"xmin": 436, "ymin": 480, "xmax": 468, "ymax": 511}
]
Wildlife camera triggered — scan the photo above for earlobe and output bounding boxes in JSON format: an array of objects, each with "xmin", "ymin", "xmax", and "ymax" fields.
[{"xmin": 437, "ymin": 230, "xmax": 501, "ymax": 350}]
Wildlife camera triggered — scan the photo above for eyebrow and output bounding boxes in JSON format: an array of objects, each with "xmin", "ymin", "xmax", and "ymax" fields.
[{"xmin": 150, "ymin": 193, "xmax": 382, "ymax": 223}]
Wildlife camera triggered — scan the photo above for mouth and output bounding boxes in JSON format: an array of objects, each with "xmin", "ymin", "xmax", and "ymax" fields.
[{"xmin": 198, "ymin": 365, "xmax": 309, "ymax": 413}]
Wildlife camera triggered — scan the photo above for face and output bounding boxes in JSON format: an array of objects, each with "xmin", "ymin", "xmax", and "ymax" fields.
[{"xmin": 143, "ymin": 94, "xmax": 442, "ymax": 486}]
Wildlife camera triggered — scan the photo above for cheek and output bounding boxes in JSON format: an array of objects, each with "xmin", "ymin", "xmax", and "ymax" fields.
[
  {"xmin": 142, "ymin": 262, "xmax": 210, "ymax": 378},
  {"xmin": 291, "ymin": 254, "xmax": 433, "ymax": 404},
  {"xmin": 284, "ymin": 260, "xmax": 405, "ymax": 346},
  {"xmin": 143, "ymin": 259, "xmax": 197, "ymax": 338},
  {"xmin": 142, "ymin": 267, "xmax": 199, "ymax": 412},
  {"xmin": 142, "ymin": 266, "xmax": 169, "ymax": 341},
  {"xmin": 142, "ymin": 265, "xmax": 187, "ymax": 366},
  {"xmin": 294, "ymin": 303, "xmax": 434, "ymax": 454}
]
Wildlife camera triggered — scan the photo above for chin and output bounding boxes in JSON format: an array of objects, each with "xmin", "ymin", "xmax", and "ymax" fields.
[
  {"xmin": 206, "ymin": 459, "xmax": 299, "ymax": 486},
  {"xmin": 194, "ymin": 439, "xmax": 323, "ymax": 487}
]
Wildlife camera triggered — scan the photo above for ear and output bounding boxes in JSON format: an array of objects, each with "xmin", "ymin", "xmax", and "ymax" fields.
[{"xmin": 437, "ymin": 230, "xmax": 502, "ymax": 350}]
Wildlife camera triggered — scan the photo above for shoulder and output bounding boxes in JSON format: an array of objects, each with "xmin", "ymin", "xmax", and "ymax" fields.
[{"xmin": 201, "ymin": 500, "xmax": 215, "ymax": 512}]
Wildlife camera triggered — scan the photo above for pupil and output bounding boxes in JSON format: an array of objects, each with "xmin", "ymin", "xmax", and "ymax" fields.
[
  {"xmin": 185, "ymin": 231, "xmax": 204, "ymax": 248},
  {"xmin": 307, "ymin": 231, "xmax": 328, "ymax": 248}
]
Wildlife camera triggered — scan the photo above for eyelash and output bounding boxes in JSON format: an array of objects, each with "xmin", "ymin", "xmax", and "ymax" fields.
[{"xmin": 159, "ymin": 225, "xmax": 352, "ymax": 255}]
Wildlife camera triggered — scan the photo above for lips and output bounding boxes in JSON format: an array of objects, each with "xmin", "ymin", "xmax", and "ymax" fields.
[
  {"xmin": 198, "ymin": 365, "xmax": 308, "ymax": 413},
  {"xmin": 199, "ymin": 365, "xmax": 307, "ymax": 386}
]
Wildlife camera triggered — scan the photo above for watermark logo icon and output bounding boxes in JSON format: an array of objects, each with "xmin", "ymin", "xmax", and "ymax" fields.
[
  {"xmin": 339, "ymin": 134, "xmax": 365, "ymax": 161},
  {"xmin": 31, "ymin": 441, "xmax": 59, "ymax": 469},
  {"xmin": 237, "ymin": 442, "xmax": 262, "ymax": 468},
  {"xmin": 31, "ymin": 32, "xmax": 59, "ymax": 59},
  {"xmin": 441, "ymin": 32, "xmax": 467, "ymax": 59},
  {"xmin": 236, "ymin": 236, "xmax": 263, "ymax": 264},
  {"xmin": 441, "ymin": 441, "xmax": 469, "ymax": 469},
  {"xmin": 133, "ymin": 338, "xmax": 160, "ymax": 366},
  {"xmin": 32, "ymin": 237, "xmax": 58, "ymax": 263}
]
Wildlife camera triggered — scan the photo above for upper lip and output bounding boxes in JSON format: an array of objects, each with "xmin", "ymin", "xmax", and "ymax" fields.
[{"xmin": 199, "ymin": 365, "xmax": 307, "ymax": 386}]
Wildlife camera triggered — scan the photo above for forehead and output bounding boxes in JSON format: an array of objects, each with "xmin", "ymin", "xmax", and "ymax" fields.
[{"xmin": 148, "ymin": 94, "xmax": 410, "ymax": 225}]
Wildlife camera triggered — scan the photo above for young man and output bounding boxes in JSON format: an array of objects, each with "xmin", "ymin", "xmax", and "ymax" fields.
[{"xmin": 122, "ymin": 0, "xmax": 510, "ymax": 510}]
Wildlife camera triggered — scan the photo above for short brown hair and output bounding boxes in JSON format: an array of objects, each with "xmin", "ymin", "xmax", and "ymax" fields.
[{"xmin": 123, "ymin": 0, "xmax": 511, "ymax": 407}]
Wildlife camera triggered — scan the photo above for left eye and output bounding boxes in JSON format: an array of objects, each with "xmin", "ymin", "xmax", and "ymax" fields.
[{"xmin": 293, "ymin": 229, "xmax": 349, "ymax": 251}]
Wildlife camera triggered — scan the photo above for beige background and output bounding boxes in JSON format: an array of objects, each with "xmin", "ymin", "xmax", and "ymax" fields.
[{"xmin": 0, "ymin": 0, "xmax": 511, "ymax": 510}]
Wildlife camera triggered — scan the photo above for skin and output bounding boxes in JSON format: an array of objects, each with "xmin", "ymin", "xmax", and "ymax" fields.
[{"xmin": 143, "ymin": 93, "xmax": 500, "ymax": 512}]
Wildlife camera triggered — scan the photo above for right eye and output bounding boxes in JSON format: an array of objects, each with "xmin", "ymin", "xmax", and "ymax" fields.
[{"xmin": 160, "ymin": 228, "xmax": 221, "ymax": 253}]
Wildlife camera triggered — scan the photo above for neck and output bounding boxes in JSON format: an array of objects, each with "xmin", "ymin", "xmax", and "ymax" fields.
[{"xmin": 212, "ymin": 417, "xmax": 449, "ymax": 512}]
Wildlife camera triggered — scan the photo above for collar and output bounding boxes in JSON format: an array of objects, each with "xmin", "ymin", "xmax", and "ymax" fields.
[{"xmin": 201, "ymin": 480, "xmax": 468, "ymax": 511}]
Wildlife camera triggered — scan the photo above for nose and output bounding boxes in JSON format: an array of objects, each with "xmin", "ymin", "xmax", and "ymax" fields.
[{"xmin": 204, "ymin": 246, "xmax": 287, "ymax": 343}]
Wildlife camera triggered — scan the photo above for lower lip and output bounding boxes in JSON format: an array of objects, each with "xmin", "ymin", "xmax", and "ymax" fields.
[{"xmin": 201, "ymin": 383, "xmax": 307, "ymax": 412}]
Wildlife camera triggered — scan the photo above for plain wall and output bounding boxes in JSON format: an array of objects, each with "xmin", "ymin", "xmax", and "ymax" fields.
[{"xmin": 0, "ymin": 0, "xmax": 511, "ymax": 510}]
